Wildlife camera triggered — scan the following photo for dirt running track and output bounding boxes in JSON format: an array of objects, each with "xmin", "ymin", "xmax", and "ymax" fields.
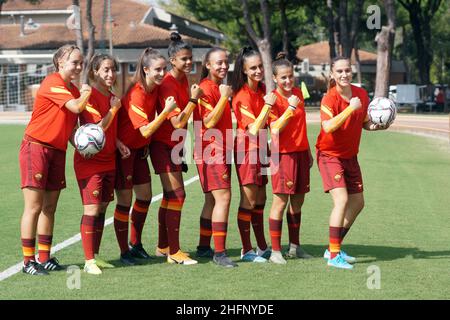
[{"xmin": 0, "ymin": 111, "xmax": 449, "ymax": 142}]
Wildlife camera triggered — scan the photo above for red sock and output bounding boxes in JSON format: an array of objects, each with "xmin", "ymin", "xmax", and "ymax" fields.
[
  {"xmin": 22, "ymin": 238, "xmax": 35, "ymax": 264},
  {"xmin": 269, "ymin": 218, "xmax": 283, "ymax": 251},
  {"xmin": 94, "ymin": 212, "xmax": 106, "ymax": 255},
  {"xmin": 114, "ymin": 204, "xmax": 130, "ymax": 254},
  {"xmin": 199, "ymin": 217, "xmax": 212, "ymax": 247},
  {"xmin": 130, "ymin": 199, "xmax": 151, "ymax": 246},
  {"xmin": 157, "ymin": 202, "xmax": 168, "ymax": 249},
  {"xmin": 287, "ymin": 211, "xmax": 301, "ymax": 246},
  {"xmin": 37, "ymin": 234, "xmax": 52, "ymax": 263},
  {"xmin": 252, "ymin": 204, "xmax": 267, "ymax": 250},
  {"xmin": 329, "ymin": 226, "xmax": 342, "ymax": 259},
  {"xmin": 237, "ymin": 207, "xmax": 253, "ymax": 253},
  {"xmin": 81, "ymin": 215, "xmax": 96, "ymax": 260},
  {"xmin": 165, "ymin": 188, "xmax": 185, "ymax": 255},
  {"xmin": 212, "ymin": 222, "xmax": 228, "ymax": 254}
]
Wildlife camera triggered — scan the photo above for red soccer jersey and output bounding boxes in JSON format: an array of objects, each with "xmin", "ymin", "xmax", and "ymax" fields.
[
  {"xmin": 232, "ymin": 83, "xmax": 267, "ymax": 152},
  {"xmin": 315, "ymin": 85, "xmax": 369, "ymax": 159},
  {"xmin": 269, "ymin": 87, "xmax": 309, "ymax": 153},
  {"xmin": 151, "ymin": 72, "xmax": 189, "ymax": 147},
  {"xmin": 193, "ymin": 78, "xmax": 233, "ymax": 161},
  {"xmin": 117, "ymin": 83, "xmax": 158, "ymax": 149},
  {"xmin": 74, "ymin": 87, "xmax": 118, "ymax": 179},
  {"xmin": 25, "ymin": 73, "xmax": 80, "ymax": 151}
]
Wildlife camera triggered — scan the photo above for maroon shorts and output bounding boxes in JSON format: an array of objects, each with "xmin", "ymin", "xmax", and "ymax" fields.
[
  {"xmin": 19, "ymin": 138, "xmax": 66, "ymax": 191},
  {"xmin": 149, "ymin": 141, "xmax": 183, "ymax": 174},
  {"xmin": 196, "ymin": 162, "xmax": 231, "ymax": 193},
  {"xmin": 234, "ymin": 149, "xmax": 268, "ymax": 186},
  {"xmin": 270, "ymin": 151, "xmax": 310, "ymax": 194},
  {"xmin": 115, "ymin": 147, "xmax": 151, "ymax": 190},
  {"xmin": 77, "ymin": 170, "xmax": 115, "ymax": 205},
  {"xmin": 316, "ymin": 150, "xmax": 364, "ymax": 194}
]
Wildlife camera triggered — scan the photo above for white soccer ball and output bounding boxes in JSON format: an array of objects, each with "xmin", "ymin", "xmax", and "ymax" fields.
[
  {"xmin": 368, "ymin": 97, "xmax": 397, "ymax": 127},
  {"xmin": 74, "ymin": 123, "xmax": 105, "ymax": 157}
]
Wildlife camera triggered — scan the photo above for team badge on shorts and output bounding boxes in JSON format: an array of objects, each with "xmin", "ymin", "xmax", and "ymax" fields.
[
  {"xmin": 92, "ymin": 190, "xmax": 99, "ymax": 197},
  {"xmin": 127, "ymin": 175, "xmax": 132, "ymax": 181},
  {"xmin": 34, "ymin": 173, "xmax": 43, "ymax": 181},
  {"xmin": 334, "ymin": 174, "xmax": 342, "ymax": 182},
  {"xmin": 222, "ymin": 173, "xmax": 229, "ymax": 181},
  {"xmin": 286, "ymin": 181, "xmax": 294, "ymax": 189}
]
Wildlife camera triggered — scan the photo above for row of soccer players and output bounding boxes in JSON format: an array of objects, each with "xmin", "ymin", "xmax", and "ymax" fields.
[{"xmin": 19, "ymin": 32, "xmax": 388, "ymax": 275}]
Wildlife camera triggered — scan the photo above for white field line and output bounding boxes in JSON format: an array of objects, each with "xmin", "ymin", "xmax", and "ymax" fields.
[{"xmin": 0, "ymin": 175, "xmax": 199, "ymax": 282}]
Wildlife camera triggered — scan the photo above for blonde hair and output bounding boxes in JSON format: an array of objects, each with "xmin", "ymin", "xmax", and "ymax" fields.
[{"xmin": 53, "ymin": 44, "xmax": 80, "ymax": 71}]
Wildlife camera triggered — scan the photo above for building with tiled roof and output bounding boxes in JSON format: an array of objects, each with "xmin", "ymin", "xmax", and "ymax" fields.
[
  {"xmin": 0, "ymin": 0, "xmax": 224, "ymax": 110},
  {"xmin": 296, "ymin": 41, "xmax": 406, "ymax": 96}
]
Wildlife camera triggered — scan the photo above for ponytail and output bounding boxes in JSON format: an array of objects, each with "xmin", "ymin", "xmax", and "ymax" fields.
[{"xmin": 231, "ymin": 46, "xmax": 260, "ymax": 94}]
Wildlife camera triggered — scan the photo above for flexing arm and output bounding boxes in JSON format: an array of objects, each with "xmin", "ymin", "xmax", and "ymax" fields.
[
  {"xmin": 321, "ymin": 97, "xmax": 361, "ymax": 133},
  {"xmin": 203, "ymin": 84, "xmax": 232, "ymax": 129},
  {"xmin": 139, "ymin": 96, "xmax": 177, "ymax": 138},
  {"xmin": 270, "ymin": 95, "xmax": 301, "ymax": 134},
  {"xmin": 248, "ymin": 92, "xmax": 277, "ymax": 136},
  {"xmin": 170, "ymin": 84, "xmax": 203, "ymax": 129},
  {"xmin": 99, "ymin": 96, "xmax": 121, "ymax": 131},
  {"xmin": 65, "ymin": 84, "xmax": 92, "ymax": 114}
]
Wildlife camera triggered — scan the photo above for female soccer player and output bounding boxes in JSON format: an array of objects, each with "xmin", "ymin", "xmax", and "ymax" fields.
[
  {"xmin": 150, "ymin": 32, "xmax": 202, "ymax": 266},
  {"xmin": 194, "ymin": 47, "xmax": 236, "ymax": 267},
  {"xmin": 74, "ymin": 53, "xmax": 126, "ymax": 275},
  {"xmin": 231, "ymin": 47, "xmax": 276, "ymax": 263},
  {"xmin": 316, "ymin": 56, "xmax": 388, "ymax": 270},
  {"xmin": 19, "ymin": 44, "xmax": 92, "ymax": 275},
  {"xmin": 267, "ymin": 52, "xmax": 313, "ymax": 264},
  {"xmin": 114, "ymin": 48, "xmax": 176, "ymax": 266}
]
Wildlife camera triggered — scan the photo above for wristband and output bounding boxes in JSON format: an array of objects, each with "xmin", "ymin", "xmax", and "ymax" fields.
[
  {"xmin": 189, "ymin": 98, "xmax": 198, "ymax": 104},
  {"xmin": 288, "ymin": 105, "xmax": 296, "ymax": 110}
]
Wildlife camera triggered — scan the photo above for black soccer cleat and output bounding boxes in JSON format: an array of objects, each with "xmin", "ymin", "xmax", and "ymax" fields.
[
  {"xmin": 39, "ymin": 257, "xmax": 64, "ymax": 271},
  {"xmin": 196, "ymin": 246, "xmax": 214, "ymax": 258},
  {"xmin": 120, "ymin": 250, "xmax": 137, "ymax": 266},
  {"xmin": 23, "ymin": 260, "xmax": 49, "ymax": 276},
  {"xmin": 129, "ymin": 243, "xmax": 152, "ymax": 259},
  {"xmin": 213, "ymin": 252, "xmax": 238, "ymax": 268}
]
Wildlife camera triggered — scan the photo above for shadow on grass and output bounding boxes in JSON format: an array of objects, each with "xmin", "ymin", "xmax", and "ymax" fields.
[{"xmin": 219, "ymin": 245, "xmax": 450, "ymax": 263}]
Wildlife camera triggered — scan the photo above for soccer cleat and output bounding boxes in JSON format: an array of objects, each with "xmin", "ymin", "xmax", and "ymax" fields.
[
  {"xmin": 129, "ymin": 243, "xmax": 152, "ymax": 259},
  {"xmin": 167, "ymin": 250, "xmax": 198, "ymax": 265},
  {"xmin": 240, "ymin": 249, "xmax": 267, "ymax": 263},
  {"xmin": 323, "ymin": 249, "xmax": 356, "ymax": 263},
  {"xmin": 22, "ymin": 260, "xmax": 49, "ymax": 276},
  {"xmin": 285, "ymin": 243, "xmax": 313, "ymax": 259},
  {"xmin": 196, "ymin": 246, "xmax": 214, "ymax": 258},
  {"xmin": 84, "ymin": 259, "xmax": 102, "ymax": 275},
  {"xmin": 155, "ymin": 246, "xmax": 169, "ymax": 257},
  {"xmin": 95, "ymin": 256, "xmax": 115, "ymax": 269},
  {"xmin": 213, "ymin": 252, "xmax": 238, "ymax": 268},
  {"xmin": 120, "ymin": 250, "xmax": 137, "ymax": 266},
  {"xmin": 269, "ymin": 250, "xmax": 287, "ymax": 264},
  {"xmin": 256, "ymin": 247, "xmax": 272, "ymax": 259},
  {"xmin": 327, "ymin": 254, "xmax": 353, "ymax": 270},
  {"xmin": 38, "ymin": 257, "xmax": 64, "ymax": 271}
]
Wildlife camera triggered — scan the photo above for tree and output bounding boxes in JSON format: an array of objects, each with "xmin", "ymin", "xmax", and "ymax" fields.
[
  {"xmin": 398, "ymin": 0, "xmax": 442, "ymax": 84},
  {"xmin": 83, "ymin": 0, "xmax": 95, "ymax": 84},
  {"xmin": 374, "ymin": 0, "xmax": 396, "ymax": 97},
  {"xmin": 242, "ymin": 0, "xmax": 274, "ymax": 92}
]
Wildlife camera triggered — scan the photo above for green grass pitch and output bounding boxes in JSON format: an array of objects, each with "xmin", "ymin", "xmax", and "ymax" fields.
[{"xmin": 0, "ymin": 124, "xmax": 449, "ymax": 299}]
